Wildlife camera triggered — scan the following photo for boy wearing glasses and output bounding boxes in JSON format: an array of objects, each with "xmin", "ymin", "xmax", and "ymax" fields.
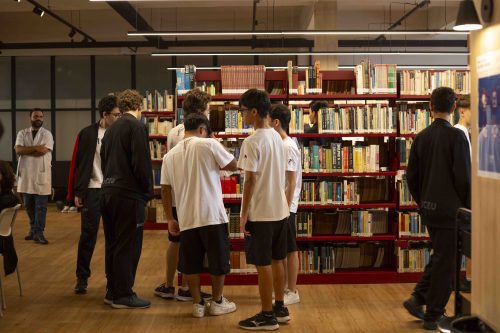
[
  {"xmin": 161, "ymin": 113, "xmax": 238, "ymax": 318},
  {"xmin": 69, "ymin": 95, "xmax": 121, "ymax": 294},
  {"xmin": 237, "ymin": 89, "xmax": 291, "ymax": 330}
]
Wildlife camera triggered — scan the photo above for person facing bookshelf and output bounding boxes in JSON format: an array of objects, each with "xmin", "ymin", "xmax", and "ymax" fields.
[
  {"xmin": 269, "ymin": 104, "xmax": 302, "ymax": 306},
  {"xmin": 237, "ymin": 89, "xmax": 291, "ymax": 331},
  {"xmin": 161, "ymin": 113, "xmax": 238, "ymax": 318},
  {"xmin": 155, "ymin": 88, "xmax": 212, "ymax": 302},
  {"xmin": 305, "ymin": 100, "xmax": 328, "ymax": 134},
  {"xmin": 403, "ymin": 87, "xmax": 471, "ymax": 331},
  {"xmin": 454, "ymin": 95, "xmax": 472, "ymax": 158}
]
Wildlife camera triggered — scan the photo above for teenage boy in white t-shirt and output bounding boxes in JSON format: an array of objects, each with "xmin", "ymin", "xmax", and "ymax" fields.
[
  {"xmin": 237, "ymin": 89, "xmax": 291, "ymax": 331},
  {"xmin": 162, "ymin": 113, "xmax": 238, "ymax": 318},
  {"xmin": 269, "ymin": 104, "xmax": 302, "ymax": 306},
  {"xmin": 155, "ymin": 89, "xmax": 212, "ymax": 301}
]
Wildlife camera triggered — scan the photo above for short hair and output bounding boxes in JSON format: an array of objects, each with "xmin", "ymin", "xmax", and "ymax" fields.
[
  {"xmin": 30, "ymin": 108, "xmax": 43, "ymax": 117},
  {"xmin": 239, "ymin": 89, "xmax": 271, "ymax": 118},
  {"xmin": 457, "ymin": 95, "xmax": 470, "ymax": 109},
  {"xmin": 309, "ymin": 100, "xmax": 328, "ymax": 113},
  {"xmin": 184, "ymin": 113, "xmax": 211, "ymax": 134},
  {"xmin": 98, "ymin": 95, "xmax": 119, "ymax": 117},
  {"xmin": 118, "ymin": 89, "xmax": 142, "ymax": 112},
  {"xmin": 431, "ymin": 87, "xmax": 457, "ymax": 113},
  {"xmin": 270, "ymin": 104, "xmax": 291, "ymax": 131},
  {"xmin": 0, "ymin": 161, "xmax": 15, "ymax": 194},
  {"xmin": 183, "ymin": 88, "xmax": 211, "ymax": 116}
]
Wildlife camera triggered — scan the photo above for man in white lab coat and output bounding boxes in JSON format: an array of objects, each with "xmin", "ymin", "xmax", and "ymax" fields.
[{"xmin": 15, "ymin": 109, "xmax": 54, "ymax": 245}]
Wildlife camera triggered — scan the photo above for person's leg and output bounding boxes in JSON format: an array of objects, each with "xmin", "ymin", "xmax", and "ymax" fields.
[
  {"xmin": 167, "ymin": 239, "xmax": 180, "ymax": 286},
  {"xmin": 287, "ymin": 252, "xmax": 299, "ymax": 292},
  {"xmin": 411, "ymin": 226, "xmax": 436, "ymax": 304},
  {"xmin": 272, "ymin": 260, "xmax": 285, "ymax": 303},
  {"xmin": 285, "ymin": 213, "xmax": 299, "ymax": 298},
  {"xmin": 100, "ymin": 193, "xmax": 115, "ymax": 301},
  {"xmin": 257, "ymin": 265, "xmax": 274, "ymax": 312},
  {"xmin": 186, "ymin": 274, "xmax": 201, "ymax": 304},
  {"xmin": 22, "ymin": 194, "xmax": 35, "ymax": 237},
  {"xmin": 33, "ymin": 195, "xmax": 49, "ymax": 243},
  {"xmin": 75, "ymin": 190, "xmax": 102, "ymax": 291}
]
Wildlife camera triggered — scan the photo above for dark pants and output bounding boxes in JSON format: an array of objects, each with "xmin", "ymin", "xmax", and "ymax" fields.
[
  {"xmin": 76, "ymin": 189, "xmax": 102, "ymax": 279},
  {"xmin": 101, "ymin": 193, "xmax": 145, "ymax": 299},
  {"xmin": 22, "ymin": 194, "xmax": 48, "ymax": 236},
  {"xmin": 412, "ymin": 226, "xmax": 455, "ymax": 321}
]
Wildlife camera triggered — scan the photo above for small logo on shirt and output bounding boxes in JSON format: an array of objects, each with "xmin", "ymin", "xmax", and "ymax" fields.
[{"xmin": 244, "ymin": 154, "xmax": 248, "ymax": 159}]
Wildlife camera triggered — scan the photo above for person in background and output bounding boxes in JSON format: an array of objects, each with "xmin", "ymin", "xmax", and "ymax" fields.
[
  {"xmin": 155, "ymin": 88, "xmax": 212, "ymax": 302},
  {"xmin": 0, "ymin": 161, "xmax": 19, "ymax": 213},
  {"xmin": 237, "ymin": 89, "xmax": 290, "ymax": 331},
  {"xmin": 14, "ymin": 109, "xmax": 53, "ymax": 245},
  {"xmin": 162, "ymin": 113, "xmax": 238, "ymax": 318},
  {"xmin": 100, "ymin": 89, "xmax": 153, "ymax": 309},
  {"xmin": 72, "ymin": 95, "xmax": 121, "ymax": 294},
  {"xmin": 305, "ymin": 100, "xmax": 328, "ymax": 134},
  {"xmin": 269, "ymin": 104, "xmax": 302, "ymax": 306},
  {"xmin": 403, "ymin": 87, "xmax": 471, "ymax": 331}
]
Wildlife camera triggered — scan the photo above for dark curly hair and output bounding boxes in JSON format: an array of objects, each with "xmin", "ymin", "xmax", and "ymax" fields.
[
  {"xmin": 118, "ymin": 89, "xmax": 143, "ymax": 112},
  {"xmin": 98, "ymin": 95, "xmax": 119, "ymax": 117},
  {"xmin": 182, "ymin": 88, "xmax": 211, "ymax": 116},
  {"xmin": 0, "ymin": 161, "xmax": 15, "ymax": 194},
  {"xmin": 239, "ymin": 89, "xmax": 271, "ymax": 118}
]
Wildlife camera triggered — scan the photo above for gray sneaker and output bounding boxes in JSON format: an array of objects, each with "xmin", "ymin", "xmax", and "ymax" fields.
[{"xmin": 111, "ymin": 294, "xmax": 151, "ymax": 309}]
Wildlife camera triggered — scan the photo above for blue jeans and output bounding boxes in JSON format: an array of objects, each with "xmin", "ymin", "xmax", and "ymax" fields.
[{"xmin": 23, "ymin": 194, "xmax": 49, "ymax": 236}]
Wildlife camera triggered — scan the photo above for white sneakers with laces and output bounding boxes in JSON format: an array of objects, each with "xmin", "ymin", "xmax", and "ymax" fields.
[
  {"xmin": 209, "ymin": 297, "xmax": 237, "ymax": 316},
  {"xmin": 284, "ymin": 289, "xmax": 300, "ymax": 306}
]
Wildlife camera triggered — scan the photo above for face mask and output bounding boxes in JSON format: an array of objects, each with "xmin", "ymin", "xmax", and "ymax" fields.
[{"xmin": 31, "ymin": 120, "xmax": 43, "ymax": 129}]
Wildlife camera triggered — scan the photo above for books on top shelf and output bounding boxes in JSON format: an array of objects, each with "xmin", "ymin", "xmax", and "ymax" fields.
[
  {"xmin": 316, "ymin": 105, "xmax": 396, "ymax": 134},
  {"xmin": 398, "ymin": 212, "xmax": 428, "ymax": 238},
  {"xmin": 301, "ymin": 142, "xmax": 380, "ymax": 173},
  {"xmin": 287, "ymin": 60, "xmax": 322, "ymax": 95},
  {"xmin": 354, "ymin": 60, "xmax": 397, "ymax": 94},
  {"xmin": 176, "ymin": 65, "xmax": 196, "ymax": 95},
  {"xmin": 142, "ymin": 90, "xmax": 174, "ymax": 112},
  {"xmin": 149, "ymin": 140, "xmax": 166, "ymax": 161},
  {"xmin": 221, "ymin": 65, "xmax": 266, "ymax": 94},
  {"xmin": 430, "ymin": 70, "xmax": 470, "ymax": 95}
]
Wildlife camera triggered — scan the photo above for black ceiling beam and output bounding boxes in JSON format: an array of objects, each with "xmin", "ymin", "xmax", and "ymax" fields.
[
  {"xmin": 375, "ymin": 0, "xmax": 431, "ymax": 41},
  {"xmin": 26, "ymin": 0, "xmax": 96, "ymax": 42},
  {"xmin": 338, "ymin": 39, "xmax": 467, "ymax": 48},
  {"xmin": 0, "ymin": 38, "xmax": 314, "ymax": 50},
  {"xmin": 106, "ymin": 2, "xmax": 163, "ymax": 47}
]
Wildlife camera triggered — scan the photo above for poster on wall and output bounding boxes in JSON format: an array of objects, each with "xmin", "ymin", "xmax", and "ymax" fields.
[{"xmin": 477, "ymin": 50, "xmax": 500, "ymax": 179}]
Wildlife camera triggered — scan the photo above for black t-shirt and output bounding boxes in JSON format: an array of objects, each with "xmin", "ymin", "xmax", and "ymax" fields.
[{"xmin": 304, "ymin": 122, "xmax": 318, "ymax": 134}]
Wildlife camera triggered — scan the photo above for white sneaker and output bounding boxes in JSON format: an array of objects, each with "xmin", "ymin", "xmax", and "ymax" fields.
[
  {"xmin": 192, "ymin": 303, "xmax": 207, "ymax": 318},
  {"xmin": 284, "ymin": 289, "xmax": 300, "ymax": 306},
  {"xmin": 61, "ymin": 206, "xmax": 70, "ymax": 213},
  {"xmin": 209, "ymin": 297, "xmax": 237, "ymax": 316},
  {"xmin": 68, "ymin": 206, "xmax": 78, "ymax": 213}
]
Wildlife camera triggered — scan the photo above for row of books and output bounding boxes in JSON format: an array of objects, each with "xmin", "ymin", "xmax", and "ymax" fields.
[
  {"xmin": 300, "ymin": 180, "xmax": 360, "ymax": 205},
  {"xmin": 398, "ymin": 173, "xmax": 416, "ymax": 206},
  {"xmin": 334, "ymin": 243, "xmax": 386, "ymax": 269},
  {"xmin": 221, "ymin": 174, "xmax": 243, "ymax": 199},
  {"xmin": 142, "ymin": 90, "xmax": 174, "ymax": 112},
  {"xmin": 398, "ymin": 212, "xmax": 428, "ymax": 238},
  {"xmin": 195, "ymin": 81, "xmax": 218, "ymax": 96},
  {"xmin": 176, "ymin": 65, "xmax": 196, "ymax": 94},
  {"xmin": 230, "ymin": 251, "xmax": 257, "ymax": 273},
  {"xmin": 354, "ymin": 61, "xmax": 397, "ymax": 94},
  {"xmin": 397, "ymin": 246, "xmax": 431, "ymax": 273},
  {"xmin": 399, "ymin": 109, "xmax": 432, "ymax": 134},
  {"xmin": 144, "ymin": 117, "xmax": 173, "ymax": 136},
  {"xmin": 224, "ymin": 110, "xmax": 253, "ymax": 134},
  {"xmin": 152, "ymin": 169, "xmax": 162, "ymax": 187},
  {"xmin": 430, "ymin": 70, "xmax": 470, "ymax": 95},
  {"xmin": 315, "ymin": 106, "xmax": 397, "ymax": 134},
  {"xmin": 397, "ymin": 137, "xmax": 413, "ymax": 167},
  {"xmin": 221, "ymin": 65, "xmax": 266, "ymax": 94},
  {"xmin": 149, "ymin": 140, "xmax": 166, "ymax": 161},
  {"xmin": 301, "ymin": 143, "xmax": 381, "ymax": 173},
  {"xmin": 227, "ymin": 211, "xmax": 242, "ymax": 239},
  {"xmin": 145, "ymin": 199, "xmax": 167, "ymax": 223},
  {"xmin": 287, "ymin": 60, "xmax": 323, "ymax": 94}
]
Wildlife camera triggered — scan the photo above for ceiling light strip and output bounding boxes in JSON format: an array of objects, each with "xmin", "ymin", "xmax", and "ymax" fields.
[{"xmin": 153, "ymin": 51, "xmax": 469, "ymax": 57}]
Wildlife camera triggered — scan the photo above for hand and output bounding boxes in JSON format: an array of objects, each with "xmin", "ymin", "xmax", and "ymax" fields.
[
  {"xmin": 240, "ymin": 214, "xmax": 250, "ymax": 236},
  {"xmin": 36, "ymin": 146, "xmax": 49, "ymax": 155},
  {"xmin": 167, "ymin": 219, "xmax": 180, "ymax": 236},
  {"xmin": 75, "ymin": 196, "xmax": 83, "ymax": 208}
]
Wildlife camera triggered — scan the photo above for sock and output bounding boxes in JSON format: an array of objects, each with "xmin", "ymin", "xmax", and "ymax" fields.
[
  {"xmin": 198, "ymin": 299, "xmax": 205, "ymax": 306},
  {"xmin": 275, "ymin": 300, "xmax": 284, "ymax": 308},
  {"xmin": 215, "ymin": 297, "xmax": 223, "ymax": 304},
  {"xmin": 262, "ymin": 311, "xmax": 274, "ymax": 317}
]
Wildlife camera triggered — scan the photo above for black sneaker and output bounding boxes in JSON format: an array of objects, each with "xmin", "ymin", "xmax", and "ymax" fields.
[
  {"xmin": 24, "ymin": 231, "xmax": 34, "ymax": 241},
  {"xmin": 104, "ymin": 290, "xmax": 113, "ymax": 305},
  {"xmin": 273, "ymin": 304, "xmax": 291, "ymax": 323},
  {"xmin": 154, "ymin": 284, "xmax": 175, "ymax": 299},
  {"xmin": 239, "ymin": 312, "xmax": 279, "ymax": 331},
  {"xmin": 34, "ymin": 234, "xmax": 49, "ymax": 245},
  {"xmin": 175, "ymin": 288, "xmax": 212, "ymax": 302},
  {"xmin": 403, "ymin": 296, "xmax": 425, "ymax": 320},
  {"xmin": 111, "ymin": 294, "xmax": 151, "ymax": 309},
  {"xmin": 423, "ymin": 314, "xmax": 449, "ymax": 331},
  {"xmin": 74, "ymin": 277, "xmax": 88, "ymax": 294}
]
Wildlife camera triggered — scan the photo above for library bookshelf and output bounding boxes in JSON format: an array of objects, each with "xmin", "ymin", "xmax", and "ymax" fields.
[{"xmin": 147, "ymin": 66, "xmax": 470, "ymax": 285}]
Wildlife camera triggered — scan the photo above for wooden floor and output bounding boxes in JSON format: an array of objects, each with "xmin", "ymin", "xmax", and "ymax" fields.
[{"xmin": 0, "ymin": 207, "xmax": 449, "ymax": 332}]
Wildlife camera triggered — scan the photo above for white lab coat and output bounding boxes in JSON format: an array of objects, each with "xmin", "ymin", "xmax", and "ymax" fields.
[{"xmin": 15, "ymin": 127, "xmax": 54, "ymax": 195}]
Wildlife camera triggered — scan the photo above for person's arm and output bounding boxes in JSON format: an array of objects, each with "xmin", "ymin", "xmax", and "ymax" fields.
[
  {"xmin": 406, "ymin": 136, "xmax": 421, "ymax": 205},
  {"xmin": 240, "ymin": 171, "xmax": 256, "ymax": 235},
  {"xmin": 14, "ymin": 145, "xmax": 48, "ymax": 156},
  {"xmin": 131, "ymin": 124, "xmax": 153, "ymax": 195},
  {"xmin": 69, "ymin": 134, "xmax": 82, "ymax": 207},
  {"xmin": 284, "ymin": 143, "xmax": 299, "ymax": 208},
  {"xmin": 285, "ymin": 171, "xmax": 297, "ymax": 208},
  {"xmin": 453, "ymin": 132, "xmax": 472, "ymax": 208},
  {"xmin": 211, "ymin": 139, "xmax": 238, "ymax": 171},
  {"xmin": 162, "ymin": 184, "xmax": 179, "ymax": 236}
]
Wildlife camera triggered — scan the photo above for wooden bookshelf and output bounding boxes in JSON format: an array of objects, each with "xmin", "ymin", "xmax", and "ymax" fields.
[
  {"xmin": 302, "ymin": 171, "xmax": 397, "ymax": 177},
  {"xmin": 229, "ymin": 235, "xmax": 396, "ymax": 244},
  {"xmin": 142, "ymin": 111, "xmax": 176, "ymax": 117},
  {"xmin": 399, "ymin": 133, "xmax": 417, "ymax": 138},
  {"xmin": 288, "ymin": 93, "xmax": 397, "ymax": 100},
  {"xmin": 290, "ymin": 133, "xmax": 398, "ymax": 138}
]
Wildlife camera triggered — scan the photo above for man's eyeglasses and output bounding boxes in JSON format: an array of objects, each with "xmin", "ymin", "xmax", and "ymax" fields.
[
  {"xmin": 238, "ymin": 107, "xmax": 249, "ymax": 113},
  {"xmin": 108, "ymin": 112, "xmax": 122, "ymax": 118}
]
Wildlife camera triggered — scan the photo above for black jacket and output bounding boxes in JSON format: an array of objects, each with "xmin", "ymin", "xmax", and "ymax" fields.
[
  {"xmin": 100, "ymin": 113, "xmax": 153, "ymax": 203},
  {"xmin": 407, "ymin": 118, "xmax": 471, "ymax": 228},
  {"xmin": 0, "ymin": 192, "xmax": 19, "ymax": 275},
  {"xmin": 74, "ymin": 122, "xmax": 100, "ymax": 198}
]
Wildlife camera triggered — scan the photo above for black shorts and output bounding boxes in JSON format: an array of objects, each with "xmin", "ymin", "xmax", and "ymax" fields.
[
  {"xmin": 168, "ymin": 207, "xmax": 180, "ymax": 243},
  {"xmin": 286, "ymin": 212, "xmax": 298, "ymax": 253},
  {"xmin": 244, "ymin": 218, "xmax": 288, "ymax": 266},
  {"xmin": 178, "ymin": 223, "xmax": 230, "ymax": 276}
]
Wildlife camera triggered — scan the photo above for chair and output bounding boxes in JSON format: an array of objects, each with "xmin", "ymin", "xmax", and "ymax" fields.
[{"xmin": 0, "ymin": 204, "xmax": 22, "ymax": 317}]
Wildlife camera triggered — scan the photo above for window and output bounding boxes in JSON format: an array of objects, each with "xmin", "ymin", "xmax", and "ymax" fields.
[
  {"xmin": 56, "ymin": 56, "xmax": 91, "ymax": 109},
  {"xmin": 56, "ymin": 111, "xmax": 91, "ymax": 160},
  {"xmin": 16, "ymin": 57, "xmax": 51, "ymax": 109},
  {"xmin": 0, "ymin": 57, "xmax": 10, "ymax": 109},
  {"xmin": 95, "ymin": 56, "xmax": 131, "ymax": 104}
]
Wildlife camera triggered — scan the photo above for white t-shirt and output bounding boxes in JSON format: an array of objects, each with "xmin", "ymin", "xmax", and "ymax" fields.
[
  {"xmin": 161, "ymin": 137, "xmax": 234, "ymax": 232},
  {"xmin": 283, "ymin": 136, "xmax": 302, "ymax": 213},
  {"xmin": 167, "ymin": 124, "xmax": 185, "ymax": 152},
  {"xmin": 88, "ymin": 126, "xmax": 106, "ymax": 188},
  {"xmin": 454, "ymin": 123, "xmax": 472, "ymax": 159},
  {"xmin": 237, "ymin": 128, "xmax": 289, "ymax": 222}
]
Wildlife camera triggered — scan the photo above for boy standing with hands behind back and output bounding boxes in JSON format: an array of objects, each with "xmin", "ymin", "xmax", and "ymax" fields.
[{"xmin": 237, "ymin": 89, "xmax": 291, "ymax": 331}]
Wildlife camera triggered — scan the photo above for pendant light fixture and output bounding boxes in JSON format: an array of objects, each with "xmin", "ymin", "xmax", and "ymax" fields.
[{"xmin": 453, "ymin": 0, "xmax": 483, "ymax": 31}]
